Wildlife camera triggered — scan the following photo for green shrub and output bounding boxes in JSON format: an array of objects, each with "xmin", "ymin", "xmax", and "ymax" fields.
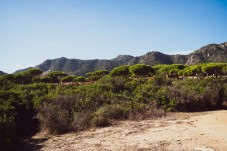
[
  {"xmin": 61, "ymin": 75, "xmax": 76, "ymax": 82},
  {"xmin": 97, "ymin": 76, "xmax": 130, "ymax": 93},
  {"xmin": 170, "ymin": 79, "xmax": 226, "ymax": 111},
  {"xmin": 0, "ymin": 91, "xmax": 18, "ymax": 151},
  {"xmin": 86, "ymin": 70, "xmax": 109, "ymax": 81},
  {"xmin": 129, "ymin": 64, "xmax": 154, "ymax": 77},
  {"xmin": 73, "ymin": 76, "xmax": 86, "ymax": 82},
  {"xmin": 92, "ymin": 115, "xmax": 110, "ymax": 127},
  {"xmin": 109, "ymin": 65, "xmax": 130, "ymax": 77}
]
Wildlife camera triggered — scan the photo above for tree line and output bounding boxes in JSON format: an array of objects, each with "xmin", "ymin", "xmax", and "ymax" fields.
[{"xmin": 1, "ymin": 63, "xmax": 227, "ymax": 85}]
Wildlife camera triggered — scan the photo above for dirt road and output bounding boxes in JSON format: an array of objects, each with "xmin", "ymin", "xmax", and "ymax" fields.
[{"xmin": 25, "ymin": 110, "xmax": 227, "ymax": 151}]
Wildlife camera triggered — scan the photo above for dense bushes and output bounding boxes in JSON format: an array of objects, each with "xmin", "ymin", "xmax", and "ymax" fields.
[
  {"xmin": 169, "ymin": 78, "xmax": 227, "ymax": 111},
  {"xmin": 109, "ymin": 65, "xmax": 130, "ymax": 77},
  {"xmin": 0, "ymin": 91, "xmax": 18, "ymax": 151},
  {"xmin": 37, "ymin": 76, "xmax": 169, "ymax": 134},
  {"xmin": 61, "ymin": 75, "xmax": 86, "ymax": 82},
  {"xmin": 129, "ymin": 64, "xmax": 154, "ymax": 77},
  {"xmin": 1, "ymin": 64, "xmax": 227, "ymax": 150},
  {"xmin": 36, "ymin": 76, "xmax": 227, "ymax": 136},
  {"xmin": 0, "ymin": 83, "xmax": 58, "ymax": 150},
  {"xmin": 86, "ymin": 70, "xmax": 109, "ymax": 81}
]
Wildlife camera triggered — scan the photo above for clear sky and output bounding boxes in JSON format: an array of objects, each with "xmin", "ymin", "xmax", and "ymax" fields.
[{"xmin": 1, "ymin": 0, "xmax": 227, "ymax": 73}]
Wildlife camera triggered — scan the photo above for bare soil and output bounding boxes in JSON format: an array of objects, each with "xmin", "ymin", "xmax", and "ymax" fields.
[{"xmin": 23, "ymin": 110, "xmax": 227, "ymax": 151}]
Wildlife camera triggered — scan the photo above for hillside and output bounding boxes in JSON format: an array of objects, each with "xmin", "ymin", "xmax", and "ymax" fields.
[
  {"xmin": 14, "ymin": 42, "xmax": 227, "ymax": 75},
  {"xmin": 186, "ymin": 42, "xmax": 227, "ymax": 65},
  {"xmin": 0, "ymin": 70, "xmax": 7, "ymax": 76}
]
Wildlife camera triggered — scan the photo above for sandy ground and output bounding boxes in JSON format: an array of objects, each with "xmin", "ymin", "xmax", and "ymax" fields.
[{"xmin": 23, "ymin": 110, "xmax": 227, "ymax": 151}]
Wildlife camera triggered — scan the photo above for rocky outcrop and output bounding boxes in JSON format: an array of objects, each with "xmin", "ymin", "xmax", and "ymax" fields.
[{"xmin": 186, "ymin": 42, "xmax": 227, "ymax": 65}]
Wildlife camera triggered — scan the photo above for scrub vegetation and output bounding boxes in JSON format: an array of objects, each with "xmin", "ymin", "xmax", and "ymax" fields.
[{"xmin": 1, "ymin": 63, "xmax": 227, "ymax": 150}]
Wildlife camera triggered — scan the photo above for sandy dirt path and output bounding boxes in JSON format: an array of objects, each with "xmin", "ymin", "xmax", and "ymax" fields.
[{"xmin": 24, "ymin": 110, "xmax": 227, "ymax": 151}]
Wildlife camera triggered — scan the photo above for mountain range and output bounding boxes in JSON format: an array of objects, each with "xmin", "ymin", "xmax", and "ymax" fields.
[{"xmin": 13, "ymin": 42, "xmax": 227, "ymax": 75}]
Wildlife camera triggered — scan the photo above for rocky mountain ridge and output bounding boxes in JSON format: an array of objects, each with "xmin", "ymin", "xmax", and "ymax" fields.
[{"xmin": 14, "ymin": 42, "xmax": 227, "ymax": 75}]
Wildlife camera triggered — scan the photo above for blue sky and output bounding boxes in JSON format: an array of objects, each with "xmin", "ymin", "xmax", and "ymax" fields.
[{"xmin": 1, "ymin": 0, "xmax": 227, "ymax": 73}]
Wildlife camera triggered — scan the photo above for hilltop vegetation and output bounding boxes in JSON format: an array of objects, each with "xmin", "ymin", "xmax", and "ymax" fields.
[{"xmin": 1, "ymin": 63, "xmax": 227, "ymax": 150}]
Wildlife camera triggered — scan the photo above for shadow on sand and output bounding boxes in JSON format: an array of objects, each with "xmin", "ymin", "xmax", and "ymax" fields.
[{"xmin": 17, "ymin": 137, "xmax": 48, "ymax": 151}]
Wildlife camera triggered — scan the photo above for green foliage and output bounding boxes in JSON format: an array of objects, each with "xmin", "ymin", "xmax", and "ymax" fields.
[
  {"xmin": 201, "ymin": 63, "xmax": 226, "ymax": 77},
  {"xmin": 73, "ymin": 76, "xmax": 86, "ymax": 82},
  {"xmin": 109, "ymin": 65, "xmax": 130, "ymax": 77},
  {"xmin": 157, "ymin": 64, "xmax": 186, "ymax": 78},
  {"xmin": 152, "ymin": 64, "xmax": 168, "ymax": 72},
  {"xmin": 48, "ymin": 71, "xmax": 68, "ymax": 83},
  {"xmin": 223, "ymin": 65, "xmax": 227, "ymax": 74},
  {"xmin": 48, "ymin": 71, "xmax": 68, "ymax": 77},
  {"xmin": 14, "ymin": 68, "xmax": 43, "ymax": 84},
  {"xmin": 97, "ymin": 76, "xmax": 130, "ymax": 93},
  {"xmin": 23, "ymin": 68, "xmax": 43, "ymax": 76},
  {"xmin": 178, "ymin": 63, "xmax": 227, "ymax": 77},
  {"xmin": 92, "ymin": 106, "xmax": 111, "ymax": 127},
  {"xmin": 129, "ymin": 64, "xmax": 154, "ymax": 77},
  {"xmin": 32, "ymin": 76, "xmax": 52, "ymax": 83},
  {"xmin": 178, "ymin": 64, "xmax": 202, "ymax": 76},
  {"xmin": 170, "ymin": 78, "xmax": 226, "ymax": 111},
  {"xmin": 86, "ymin": 70, "xmax": 109, "ymax": 81},
  {"xmin": 61, "ymin": 75, "xmax": 76, "ymax": 82},
  {"xmin": 0, "ymin": 68, "xmax": 43, "ymax": 85},
  {"xmin": 0, "ymin": 91, "xmax": 18, "ymax": 150}
]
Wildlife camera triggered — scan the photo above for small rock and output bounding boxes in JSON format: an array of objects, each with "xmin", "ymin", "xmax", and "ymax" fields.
[{"xmin": 200, "ymin": 133, "xmax": 205, "ymax": 135}]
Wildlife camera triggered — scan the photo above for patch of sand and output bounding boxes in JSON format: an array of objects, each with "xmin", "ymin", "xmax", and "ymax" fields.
[{"xmin": 24, "ymin": 110, "xmax": 227, "ymax": 151}]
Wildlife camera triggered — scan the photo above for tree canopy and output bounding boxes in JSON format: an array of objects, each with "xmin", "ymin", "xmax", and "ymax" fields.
[
  {"xmin": 86, "ymin": 70, "xmax": 109, "ymax": 81},
  {"xmin": 129, "ymin": 64, "xmax": 154, "ymax": 77},
  {"xmin": 109, "ymin": 65, "xmax": 130, "ymax": 77}
]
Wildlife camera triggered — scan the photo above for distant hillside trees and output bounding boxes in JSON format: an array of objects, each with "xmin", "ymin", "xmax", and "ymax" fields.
[
  {"xmin": 110, "ymin": 65, "xmax": 130, "ymax": 77},
  {"xmin": 129, "ymin": 64, "xmax": 154, "ymax": 77},
  {"xmin": 47, "ymin": 71, "xmax": 68, "ymax": 83},
  {"xmin": 73, "ymin": 76, "xmax": 86, "ymax": 82},
  {"xmin": 0, "ymin": 68, "xmax": 43, "ymax": 84},
  {"xmin": 178, "ymin": 64, "xmax": 202, "ymax": 77},
  {"xmin": 85, "ymin": 70, "xmax": 109, "ymax": 81},
  {"xmin": 156, "ymin": 64, "xmax": 187, "ymax": 78},
  {"xmin": 201, "ymin": 63, "xmax": 226, "ymax": 77},
  {"xmin": 61, "ymin": 75, "xmax": 76, "ymax": 82},
  {"xmin": 178, "ymin": 63, "xmax": 227, "ymax": 78}
]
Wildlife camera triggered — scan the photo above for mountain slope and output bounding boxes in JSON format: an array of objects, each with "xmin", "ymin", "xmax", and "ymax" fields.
[
  {"xmin": 0, "ymin": 71, "xmax": 7, "ymax": 76},
  {"xmin": 14, "ymin": 42, "xmax": 227, "ymax": 75},
  {"xmin": 36, "ymin": 57, "xmax": 117, "ymax": 75},
  {"xmin": 186, "ymin": 42, "xmax": 227, "ymax": 65}
]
